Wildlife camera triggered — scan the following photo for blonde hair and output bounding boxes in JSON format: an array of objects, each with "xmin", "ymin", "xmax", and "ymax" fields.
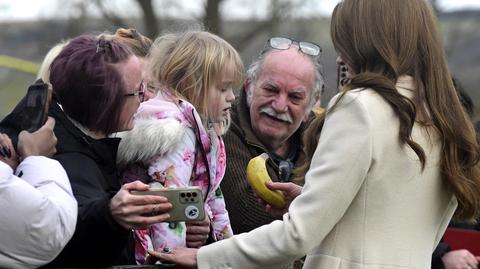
[
  {"xmin": 148, "ymin": 31, "xmax": 244, "ymax": 132},
  {"xmin": 37, "ymin": 41, "xmax": 69, "ymax": 83},
  {"xmin": 100, "ymin": 28, "xmax": 152, "ymax": 57}
]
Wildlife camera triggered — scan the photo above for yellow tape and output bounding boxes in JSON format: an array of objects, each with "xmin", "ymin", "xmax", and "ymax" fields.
[{"xmin": 0, "ymin": 55, "xmax": 40, "ymax": 75}]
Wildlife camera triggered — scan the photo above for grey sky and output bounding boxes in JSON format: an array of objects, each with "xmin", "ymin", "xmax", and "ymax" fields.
[{"xmin": 0, "ymin": 0, "xmax": 479, "ymax": 22}]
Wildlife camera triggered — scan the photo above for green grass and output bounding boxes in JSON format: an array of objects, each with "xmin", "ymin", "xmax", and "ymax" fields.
[{"xmin": 0, "ymin": 70, "xmax": 36, "ymax": 118}]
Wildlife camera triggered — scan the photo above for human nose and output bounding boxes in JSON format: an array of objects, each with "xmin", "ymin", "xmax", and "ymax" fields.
[
  {"xmin": 226, "ymin": 89, "xmax": 235, "ymax": 102},
  {"xmin": 271, "ymin": 94, "xmax": 288, "ymax": 112}
]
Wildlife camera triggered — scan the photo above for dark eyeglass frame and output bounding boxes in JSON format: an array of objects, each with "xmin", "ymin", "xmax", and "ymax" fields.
[
  {"xmin": 267, "ymin": 37, "xmax": 322, "ymax": 57},
  {"xmin": 124, "ymin": 80, "xmax": 146, "ymax": 102}
]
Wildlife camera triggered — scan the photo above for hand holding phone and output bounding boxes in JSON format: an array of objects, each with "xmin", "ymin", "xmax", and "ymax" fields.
[
  {"xmin": 17, "ymin": 117, "xmax": 57, "ymax": 158},
  {"xmin": 22, "ymin": 80, "xmax": 52, "ymax": 132},
  {"xmin": 0, "ymin": 79, "xmax": 52, "ymax": 150},
  {"xmin": 111, "ymin": 181, "xmax": 173, "ymax": 230},
  {"xmin": 4, "ymin": 79, "xmax": 52, "ymax": 133},
  {"xmin": 132, "ymin": 187, "xmax": 205, "ymax": 222}
]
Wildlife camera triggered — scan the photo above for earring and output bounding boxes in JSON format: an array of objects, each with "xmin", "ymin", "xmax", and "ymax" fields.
[{"xmin": 339, "ymin": 62, "xmax": 350, "ymax": 86}]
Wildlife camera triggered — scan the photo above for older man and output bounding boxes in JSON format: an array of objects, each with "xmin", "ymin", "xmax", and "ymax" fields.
[{"xmin": 221, "ymin": 37, "xmax": 325, "ymax": 234}]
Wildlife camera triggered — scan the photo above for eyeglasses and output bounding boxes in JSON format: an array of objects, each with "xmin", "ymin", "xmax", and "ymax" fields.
[
  {"xmin": 124, "ymin": 80, "xmax": 145, "ymax": 102},
  {"xmin": 267, "ymin": 37, "xmax": 322, "ymax": 57}
]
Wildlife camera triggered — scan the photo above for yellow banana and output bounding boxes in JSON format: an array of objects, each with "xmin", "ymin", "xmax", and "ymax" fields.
[{"xmin": 246, "ymin": 153, "xmax": 286, "ymax": 208}]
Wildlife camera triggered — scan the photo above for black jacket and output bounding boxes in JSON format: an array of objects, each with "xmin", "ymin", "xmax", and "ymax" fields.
[{"xmin": 43, "ymin": 102, "xmax": 134, "ymax": 268}]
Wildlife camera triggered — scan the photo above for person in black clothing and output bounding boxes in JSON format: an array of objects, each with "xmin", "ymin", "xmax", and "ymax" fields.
[{"xmin": 43, "ymin": 34, "xmax": 172, "ymax": 268}]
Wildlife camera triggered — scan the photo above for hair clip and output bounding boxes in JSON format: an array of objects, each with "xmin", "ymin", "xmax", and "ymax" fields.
[
  {"xmin": 96, "ymin": 44, "xmax": 104, "ymax": 53},
  {"xmin": 96, "ymin": 37, "xmax": 107, "ymax": 54},
  {"xmin": 130, "ymin": 28, "xmax": 139, "ymax": 38}
]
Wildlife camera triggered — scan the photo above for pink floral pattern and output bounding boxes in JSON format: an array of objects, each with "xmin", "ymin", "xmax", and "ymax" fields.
[{"xmin": 122, "ymin": 94, "xmax": 233, "ymax": 264}]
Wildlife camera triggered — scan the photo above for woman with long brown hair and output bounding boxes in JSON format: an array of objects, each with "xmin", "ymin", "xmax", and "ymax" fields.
[{"xmin": 148, "ymin": 0, "xmax": 480, "ymax": 268}]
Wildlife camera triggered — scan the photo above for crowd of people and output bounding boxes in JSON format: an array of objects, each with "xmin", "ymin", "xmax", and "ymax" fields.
[{"xmin": 1, "ymin": 0, "xmax": 480, "ymax": 268}]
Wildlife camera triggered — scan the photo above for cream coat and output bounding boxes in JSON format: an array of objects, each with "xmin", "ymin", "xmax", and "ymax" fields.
[{"xmin": 197, "ymin": 76, "xmax": 457, "ymax": 269}]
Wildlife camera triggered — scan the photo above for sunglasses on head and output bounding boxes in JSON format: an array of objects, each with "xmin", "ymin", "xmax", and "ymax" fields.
[{"xmin": 267, "ymin": 37, "xmax": 322, "ymax": 57}]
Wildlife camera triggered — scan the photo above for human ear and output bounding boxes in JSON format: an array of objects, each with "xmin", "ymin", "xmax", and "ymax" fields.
[{"xmin": 243, "ymin": 79, "xmax": 251, "ymax": 94}]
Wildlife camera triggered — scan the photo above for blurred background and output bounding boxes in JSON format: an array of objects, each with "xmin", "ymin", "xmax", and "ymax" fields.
[{"xmin": 0, "ymin": 0, "xmax": 479, "ymax": 120}]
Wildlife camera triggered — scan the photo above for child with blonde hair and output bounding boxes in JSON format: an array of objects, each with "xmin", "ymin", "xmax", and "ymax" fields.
[{"xmin": 117, "ymin": 30, "xmax": 244, "ymax": 264}]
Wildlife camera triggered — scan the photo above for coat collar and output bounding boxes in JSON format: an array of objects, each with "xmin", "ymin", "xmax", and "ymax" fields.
[{"xmin": 49, "ymin": 101, "xmax": 121, "ymax": 166}]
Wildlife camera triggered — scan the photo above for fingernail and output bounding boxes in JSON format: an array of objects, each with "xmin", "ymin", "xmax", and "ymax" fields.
[
  {"xmin": 4, "ymin": 147, "xmax": 11, "ymax": 158},
  {"xmin": 0, "ymin": 147, "xmax": 7, "ymax": 158}
]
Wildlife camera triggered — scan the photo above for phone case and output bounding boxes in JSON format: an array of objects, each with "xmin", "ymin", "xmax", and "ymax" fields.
[
  {"xmin": 23, "ymin": 83, "xmax": 52, "ymax": 132},
  {"xmin": 0, "ymin": 79, "xmax": 51, "ymax": 133},
  {"xmin": 132, "ymin": 187, "xmax": 205, "ymax": 222}
]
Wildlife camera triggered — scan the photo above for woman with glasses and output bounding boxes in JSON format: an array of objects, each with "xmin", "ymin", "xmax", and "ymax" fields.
[
  {"xmin": 149, "ymin": 0, "xmax": 480, "ymax": 268},
  {"xmin": 100, "ymin": 28, "xmax": 157, "ymax": 101},
  {"xmin": 43, "ymin": 34, "xmax": 172, "ymax": 268},
  {"xmin": 117, "ymin": 30, "xmax": 244, "ymax": 265}
]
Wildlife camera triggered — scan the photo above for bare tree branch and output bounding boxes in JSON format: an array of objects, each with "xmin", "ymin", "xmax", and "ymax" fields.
[
  {"xmin": 226, "ymin": 0, "xmax": 298, "ymax": 51},
  {"xmin": 135, "ymin": 0, "xmax": 159, "ymax": 38},
  {"xmin": 92, "ymin": 0, "xmax": 127, "ymax": 27},
  {"xmin": 203, "ymin": 0, "xmax": 224, "ymax": 35}
]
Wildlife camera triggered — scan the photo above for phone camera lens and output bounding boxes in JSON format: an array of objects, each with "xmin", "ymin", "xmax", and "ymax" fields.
[
  {"xmin": 181, "ymin": 193, "xmax": 186, "ymax": 198},
  {"xmin": 192, "ymin": 192, "xmax": 197, "ymax": 197},
  {"xmin": 187, "ymin": 192, "xmax": 191, "ymax": 197}
]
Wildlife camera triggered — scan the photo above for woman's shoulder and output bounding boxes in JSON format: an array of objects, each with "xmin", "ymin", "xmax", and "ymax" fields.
[
  {"xmin": 328, "ymin": 88, "xmax": 385, "ymax": 111},
  {"xmin": 331, "ymin": 76, "xmax": 415, "ymax": 109}
]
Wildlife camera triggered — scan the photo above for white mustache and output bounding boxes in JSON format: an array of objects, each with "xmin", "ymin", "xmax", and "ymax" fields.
[{"xmin": 260, "ymin": 106, "xmax": 293, "ymax": 123}]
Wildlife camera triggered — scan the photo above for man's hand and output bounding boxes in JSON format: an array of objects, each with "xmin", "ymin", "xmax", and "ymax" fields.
[
  {"xmin": 147, "ymin": 247, "xmax": 198, "ymax": 269},
  {"xmin": 110, "ymin": 181, "xmax": 172, "ymax": 230},
  {"xmin": 186, "ymin": 216, "xmax": 211, "ymax": 248},
  {"xmin": 17, "ymin": 117, "xmax": 57, "ymax": 158},
  {"xmin": 442, "ymin": 249, "xmax": 479, "ymax": 269},
  {"xmin": 261, "ymin": 182, "xmax": 302, "ymax": 216}
]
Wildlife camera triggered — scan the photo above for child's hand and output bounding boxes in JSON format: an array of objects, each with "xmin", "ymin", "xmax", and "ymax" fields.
[
  {"xmin": 0, "ymin": 133, "xmax": 19, "ymax": 170},
  {"xmin": 186, "ymin": 216, "xmax": 210, "ymax": 248}
]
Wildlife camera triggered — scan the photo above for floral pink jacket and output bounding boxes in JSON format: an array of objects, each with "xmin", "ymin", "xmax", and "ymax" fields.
[{"xmin": 119, "ymin": 93, "xmax": 233, "ymax": 264}]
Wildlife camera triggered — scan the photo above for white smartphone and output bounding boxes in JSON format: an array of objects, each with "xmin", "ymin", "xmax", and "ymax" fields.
[{"xmin": 132, "ymin": 187, "xmax": 205, "ymax": 222}]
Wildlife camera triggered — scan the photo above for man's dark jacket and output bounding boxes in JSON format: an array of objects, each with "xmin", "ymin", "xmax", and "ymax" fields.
[
  {"xmin": 43, "ymin": 102, "xmax": 134, "ymax": 268},
  {"xmin": 221, "ymin": 89, "xmax": 307, "ymax": 234}
]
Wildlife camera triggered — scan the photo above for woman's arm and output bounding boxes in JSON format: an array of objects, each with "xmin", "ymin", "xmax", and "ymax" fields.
[
  {"xmin": 150, "ymin": 92, "xmax": 374, "ymax": 268},
  {"xmin": 0, "ymin": 156, "xmax": 77, "ymax": 269}
]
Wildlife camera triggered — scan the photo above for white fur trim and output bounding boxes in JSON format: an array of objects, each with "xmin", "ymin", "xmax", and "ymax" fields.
[{"xmin": 116, "ymin": 117, "xmax": 185, "ymax": 167}]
